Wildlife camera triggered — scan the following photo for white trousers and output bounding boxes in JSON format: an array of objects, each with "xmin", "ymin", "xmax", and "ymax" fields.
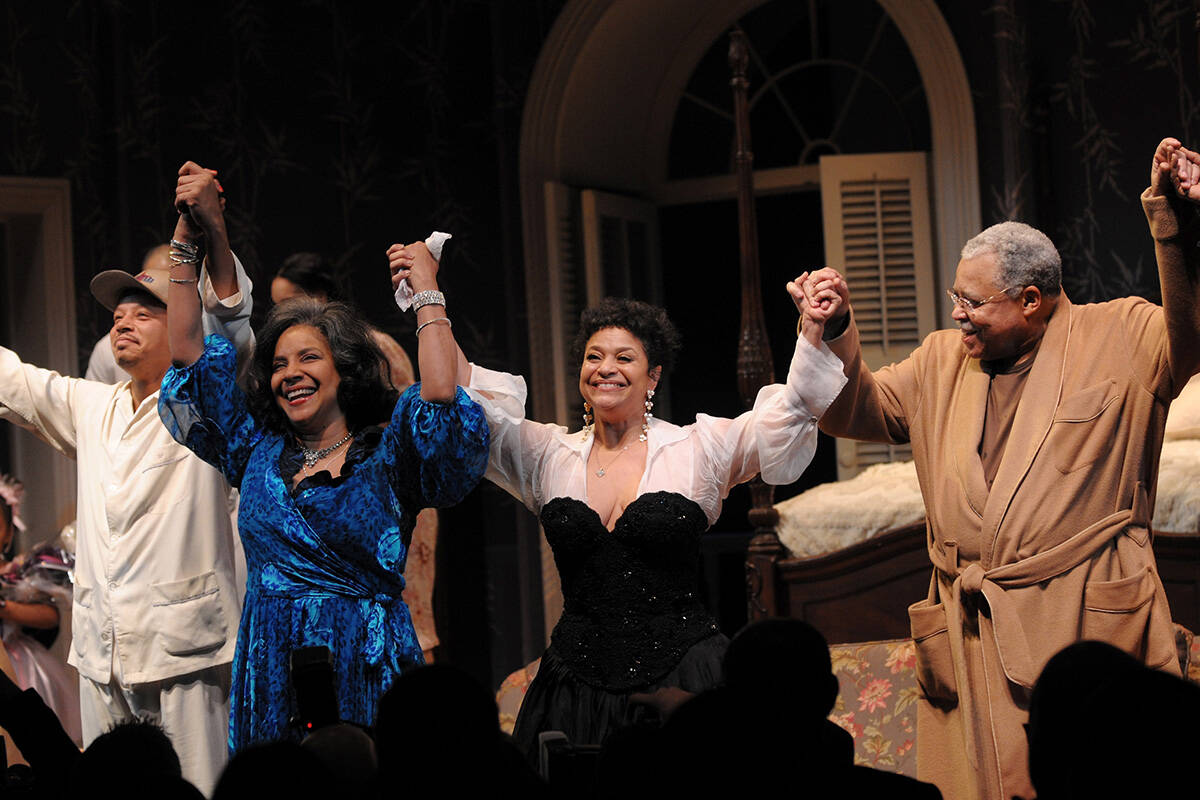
[{"xmin": 79, "ymin": 664, "xmax": 231, "ymax": 797}]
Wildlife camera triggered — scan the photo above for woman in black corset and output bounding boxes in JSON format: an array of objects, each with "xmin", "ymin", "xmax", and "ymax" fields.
[{"xmin": 419, "ymin": 274, "xmax": 847, "ymax": 757}]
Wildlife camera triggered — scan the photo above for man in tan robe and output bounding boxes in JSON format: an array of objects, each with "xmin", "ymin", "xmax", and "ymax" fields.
[{"xmin": 791, "ymin": 137, "xmax": 1200, "ymax": 800}]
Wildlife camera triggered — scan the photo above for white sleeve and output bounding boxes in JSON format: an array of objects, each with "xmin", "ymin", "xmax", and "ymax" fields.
[
  {"xmin": 0, "ymin": 346, "xmax": 82, "ymax": 459},
  {"xmin": 199, "ymin": 251, "xmax": 256, "ymax": 366},
  {"xmin": 465, "ymin": 363, "xmax": 565, "ymax": 514},
  {"xmin": 691, "ymin": 335, "xmax": 847, "ymax": 491}
]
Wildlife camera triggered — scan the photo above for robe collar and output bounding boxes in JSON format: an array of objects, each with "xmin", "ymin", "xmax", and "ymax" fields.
[{"xmin": 976, "ymin": 293, "xmax": 1074, "ymax": 566}]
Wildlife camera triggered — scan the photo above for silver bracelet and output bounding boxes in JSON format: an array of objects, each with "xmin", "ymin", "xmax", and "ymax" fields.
[
  {"xmin": 170, "ymin": 238, "xmax": 199, "ymax": 256},
  {"xmin": 415, "ymin": 317, "xmax": 452, "ymax": 336},
  {"xmin": 169, "ymin": 277, "xmax": 198, "ymax": 284},
  {"xmin": 411, "ymin": 290, "xmax": 446, "ymax": 312}
]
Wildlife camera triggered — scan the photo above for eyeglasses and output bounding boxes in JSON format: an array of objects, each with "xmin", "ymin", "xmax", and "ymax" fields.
[{"xmin": 945, "ymin": 286, "xmax": 1020, "ymax": 312}]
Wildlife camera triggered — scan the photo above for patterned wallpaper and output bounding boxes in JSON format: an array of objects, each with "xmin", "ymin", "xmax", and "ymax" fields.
[{"xmin": 951, "ymin": 0, "xmax": 1198, "ymax": 303}]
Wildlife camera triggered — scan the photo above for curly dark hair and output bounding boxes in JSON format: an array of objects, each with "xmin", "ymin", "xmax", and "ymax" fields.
[
  {"xmin": 570, "ymin": 297, "xmax": 682, "ymax": 376},
  {"xmin": 247, "ymin": 298, "xmax": 399, "ymax": 434},
  {"xmin": 275, "ymin": 252, "xmax": 343, "ymax": 301}
]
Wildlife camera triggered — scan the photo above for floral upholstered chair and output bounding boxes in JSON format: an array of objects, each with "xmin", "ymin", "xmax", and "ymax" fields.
[{"xmin": 828, "ymin": 638, "xmax": 920, "ymax": 777}]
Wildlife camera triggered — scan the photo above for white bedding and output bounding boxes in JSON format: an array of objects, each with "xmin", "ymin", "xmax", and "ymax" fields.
[{"xmin": 777, "ymin": 375, "xmax": 1200, "ymax": 558}]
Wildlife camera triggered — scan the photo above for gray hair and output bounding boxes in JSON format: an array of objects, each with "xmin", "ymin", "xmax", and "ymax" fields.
[{"xmin": 960, "ymin": 221, "xmax": 1062, "ymax": 295}]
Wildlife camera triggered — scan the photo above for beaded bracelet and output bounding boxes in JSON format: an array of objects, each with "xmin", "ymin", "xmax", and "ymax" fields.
[{"xmin": 412, "ymin": 290, "xmax": 446, "ymax": 312}]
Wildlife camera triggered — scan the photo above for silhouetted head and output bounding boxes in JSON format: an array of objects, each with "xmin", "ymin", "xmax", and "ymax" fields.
[
  {"xmin": 72, "ymin": 718, "xmax": 186, "ymax": 796},
  {"xmin": 376, "ymin": 664, "xmax": 501, "ymax": 790},
  {"xmin": 725, "ymin": 618, "xmax": 840, "ymax": 720},
  {"xmin": 301, "ymin": 723, "xmax": 377, "ymax": 793},
  {"xmin": 213, "ymin": 741, "xmax": 335, "ymax": 800},
  {"xmin": 1029, "ymin": 640, "xmax": 1200, "ymax": 799}
]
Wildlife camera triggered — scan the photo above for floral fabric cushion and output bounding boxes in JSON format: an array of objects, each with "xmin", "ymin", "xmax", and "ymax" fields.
[
  {"xmin": 497, "ymin": 658, "xmax": 541, "ymax": 735},
  {"xmin": 829, "ymin": 638, "xmax": 920, "ymax": 776}
]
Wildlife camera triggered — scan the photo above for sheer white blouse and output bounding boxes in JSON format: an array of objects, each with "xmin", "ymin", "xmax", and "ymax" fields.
[{"xmin": 466, "ymin": 335, "xmax": 848, "ymax": 527}]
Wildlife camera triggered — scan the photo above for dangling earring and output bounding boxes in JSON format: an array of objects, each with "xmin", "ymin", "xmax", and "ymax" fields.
[
  {"xmin": 640, "ymin": 389, "xmax": 655, "ymax": 442},
  {"xmin": 583, "ymin": 401, "xmax": 594, "ymax": 438}
]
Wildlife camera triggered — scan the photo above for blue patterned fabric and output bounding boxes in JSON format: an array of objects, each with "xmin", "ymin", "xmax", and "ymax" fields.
[{"xmin": 159, "ymin": 334, "xmax": 488, "ymax": 751}]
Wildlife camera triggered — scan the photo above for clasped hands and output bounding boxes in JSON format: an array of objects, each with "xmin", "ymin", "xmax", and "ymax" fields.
[
  {"xmin": 788, "ymin": 267, "xmax": 850, "ymax": 347},
  {"xmin": 173, "ymin": 161, "xmax": 226, "ymax": 241},
  {"xmin": 1152, "ymin": 137, "xmax": 1200, "ymax": 204}
]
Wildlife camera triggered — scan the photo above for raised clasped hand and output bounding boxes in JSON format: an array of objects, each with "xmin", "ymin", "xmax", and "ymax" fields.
[
  {"xmin": 387, "ymin": 241, "xmax": 439, "ymax": 293},
  {"xmin": 174, "ymin": 161, "xmax": 225, "ymax": 235},
  {"xmin": 788, "ymin": 267, "xmax": 849, "ymax": 347}
]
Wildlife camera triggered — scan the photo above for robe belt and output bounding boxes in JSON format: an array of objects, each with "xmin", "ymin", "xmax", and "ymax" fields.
[
  {"xmin": 919, "ymin": 495, "xmax": 1148, "ymax": 772},
  {"xmin": 256, "ymin": 567, "xmax": 408, "ymax": 669},
  {"xmin": 928, "ymin": 489, "xmax": 1149, "ymax": 691}
]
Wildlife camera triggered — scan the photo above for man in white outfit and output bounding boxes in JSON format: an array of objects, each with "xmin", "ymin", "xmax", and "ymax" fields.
[{"xmin": 0, "ymin": 162, "xmax": 250, "ymax": 794}]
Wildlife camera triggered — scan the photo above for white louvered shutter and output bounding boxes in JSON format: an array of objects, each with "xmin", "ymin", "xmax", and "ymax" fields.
[
  {"xmin": 819, "ymin": 153, "xmax": 937, "ymax": 479},
  {"xmin": 542, "ymin": 181, "xmax": 584, "ymax": 427},
  {"xmin": 580, "ymin": 189, "xmax": 663, "ymax": 307}
]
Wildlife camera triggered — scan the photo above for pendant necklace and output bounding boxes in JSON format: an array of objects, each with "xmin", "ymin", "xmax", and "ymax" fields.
[
  {"xmin": 593, "ymin": 444, "xmax": 630, "ymax": 478},
  {"xmin": 299, "ymin": 432, "xmax": 352, "ymax": 472}
]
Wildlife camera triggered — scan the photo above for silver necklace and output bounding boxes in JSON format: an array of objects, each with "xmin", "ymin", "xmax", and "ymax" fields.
[
  {"xmin": 299, "ymin": 432, "xmax": 352, "ymax": 470},
  {"xmin": 593, "ymin": 444, "xmax": 630, "ymax": 478}
]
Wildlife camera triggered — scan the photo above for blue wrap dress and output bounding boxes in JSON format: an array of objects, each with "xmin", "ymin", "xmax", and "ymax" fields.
[{"xmin": 158, "ymin": 335, "xmax": 489, "ymax": 752}]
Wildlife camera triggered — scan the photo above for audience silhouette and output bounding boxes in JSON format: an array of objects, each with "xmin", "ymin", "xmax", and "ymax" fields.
[
  {"xmin": 657, "ymin": 618, "xmax": 942, "ymax": 798},
  {"xmin": 1028, "ymin": 639, "xmax": 1200, "ymax": 799},
  {"xmin": 5, "ymin": 623, "xmax": 1200, "ymax": 798}
]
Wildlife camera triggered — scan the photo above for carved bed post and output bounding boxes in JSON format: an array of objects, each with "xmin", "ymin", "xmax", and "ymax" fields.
[{"xmin": 729, "ymin": 30, "xmax": 784, "ymax": 621}]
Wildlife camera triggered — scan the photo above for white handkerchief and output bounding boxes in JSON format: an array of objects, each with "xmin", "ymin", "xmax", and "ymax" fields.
[{"xmin": 393, "ymin": 231, "xmax": 453, "ymax": 311}]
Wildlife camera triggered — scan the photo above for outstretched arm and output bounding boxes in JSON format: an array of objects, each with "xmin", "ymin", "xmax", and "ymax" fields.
[
  {"xmin": 168, "ymin": 160, "xmax": 234, "ymax": 367},
  {"xmin": 1145, "ymin": 137, "xmax": 1200, "ymax": 386},
  {"xmin": 388, "ymin": 246, "xmax": 474, "ymax": 388},
  {"xmin": 166, "ymin": 223, "xmax": 205, "ymax": 367},
  {"xmin": 178, "ymin": 161, "xmax": 237, "ymax": 300},
  {"xmin": 386, "ymin": 241, "xmax": 459, "ymax": 403}
]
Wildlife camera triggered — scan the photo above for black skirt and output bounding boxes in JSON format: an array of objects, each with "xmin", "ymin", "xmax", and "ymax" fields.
[{"xmin": 512, "ymin": 631, "xmax": 728, "ymax": 760}]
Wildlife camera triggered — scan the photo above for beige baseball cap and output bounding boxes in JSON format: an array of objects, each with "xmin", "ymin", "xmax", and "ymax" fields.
[{"xmin": 90, "ymin": 264, "xmax": 171, "ymax": 310}]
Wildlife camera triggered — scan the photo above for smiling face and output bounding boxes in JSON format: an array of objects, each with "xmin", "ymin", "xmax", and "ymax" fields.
[
  {"xmin": 579, "ymin": 327, "xmax": 661, "ymax": 425},
  {"xmin": 110, "ymin": 295, "xmax": 171, "ymax": 377},
  {"xmin": 269, "ymin": 324, "xmax": 346, "ymax": 435},
  {"xmin": 950, "ymin": 253, "xmax": 1039, "ymax": 363}
]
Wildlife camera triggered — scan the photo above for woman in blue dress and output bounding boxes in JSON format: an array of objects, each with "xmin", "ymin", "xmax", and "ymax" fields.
[{"xmin": 158, "ymin": 207, "xmax": 488, "ymax": 752}]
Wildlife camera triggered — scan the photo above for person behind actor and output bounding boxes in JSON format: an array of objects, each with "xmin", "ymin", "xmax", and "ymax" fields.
[
  {"xmin": 793, "ymin": 137, "xmax": 1200, "ymax": 800},
  {"xmin": 0, "ymin": 161, "xmax": 251, "ymax": 795}
]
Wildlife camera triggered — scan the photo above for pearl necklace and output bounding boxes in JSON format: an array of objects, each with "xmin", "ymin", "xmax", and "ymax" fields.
[{"xmin": 299, "ymin": 432, "xmax": 352, "ymax": 471}]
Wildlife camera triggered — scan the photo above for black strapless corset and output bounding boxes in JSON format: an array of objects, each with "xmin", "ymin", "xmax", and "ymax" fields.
[{"xmin": 539, "ymin": 491, "xmax": 721, "ymax": 691}]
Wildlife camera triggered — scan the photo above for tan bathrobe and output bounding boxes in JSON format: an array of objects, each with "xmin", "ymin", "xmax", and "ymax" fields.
[{"xmin": 819, "ymin": 189, "xmax": 1200, "ymax": 800}]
